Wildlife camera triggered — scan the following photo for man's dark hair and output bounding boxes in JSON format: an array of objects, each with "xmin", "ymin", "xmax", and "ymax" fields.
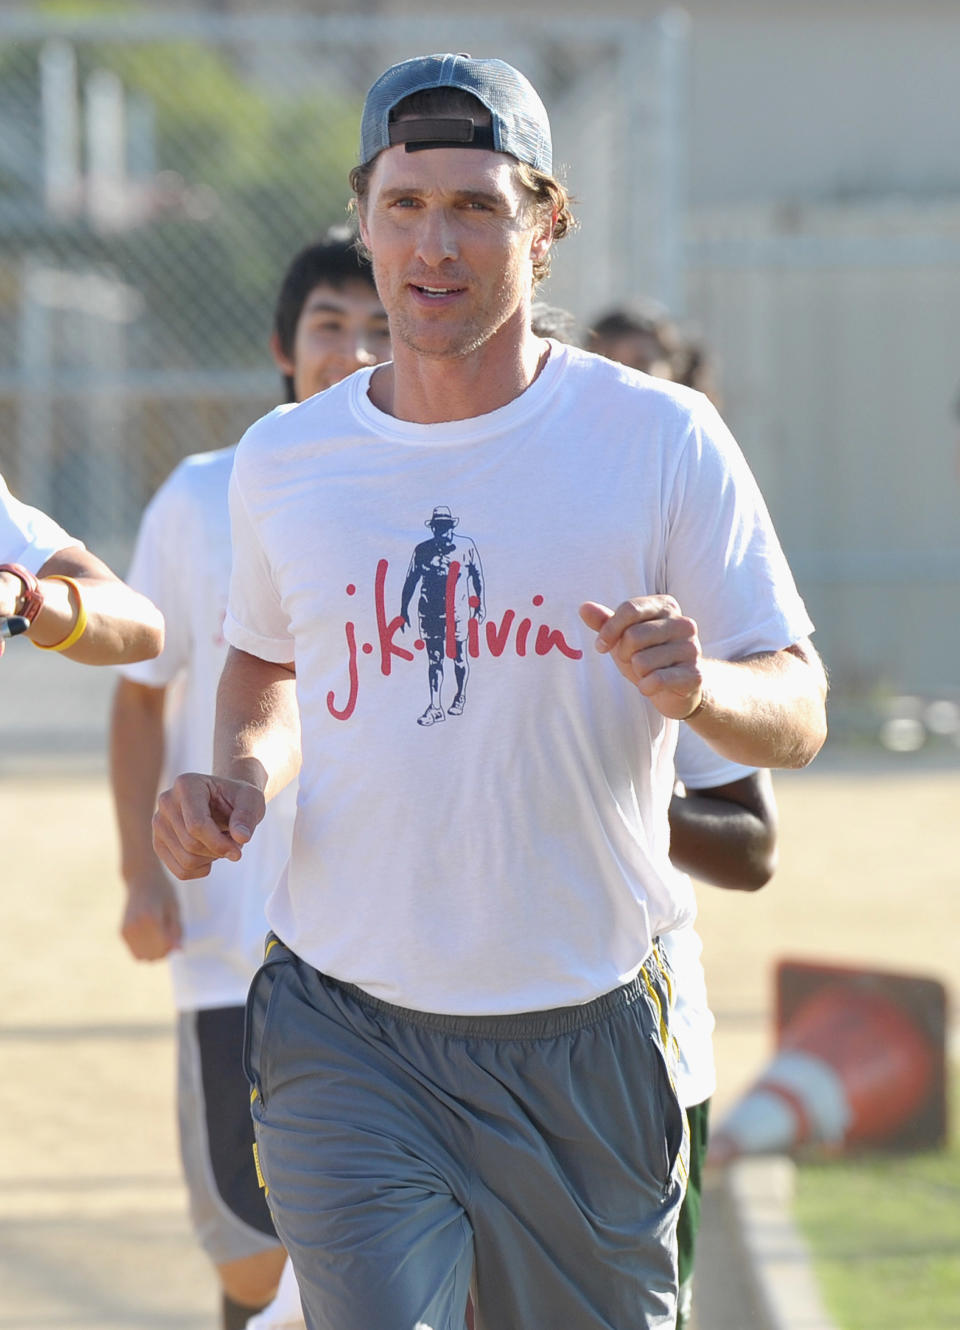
[{"xmin": 273, "ymin": 229, "xmax": 376, "ymax": 400}]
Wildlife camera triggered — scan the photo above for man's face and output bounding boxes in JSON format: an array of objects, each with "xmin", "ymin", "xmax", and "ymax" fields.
[
  {"xmin": 273, "ymin": 279, "xmax": 390, "ymax": 402},
  {"xmin": 358, "ymin": 144, "xmax": 551, "ymax": 360}
]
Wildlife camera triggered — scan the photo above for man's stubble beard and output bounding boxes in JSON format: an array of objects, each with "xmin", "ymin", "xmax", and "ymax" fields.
[
  {"xmin": 382, "ymin": 266, "xmax": 528, "ymax": 362},
  {"xmin": 390, "ymin": 312, "xmax": 490, "ymax": 361}
]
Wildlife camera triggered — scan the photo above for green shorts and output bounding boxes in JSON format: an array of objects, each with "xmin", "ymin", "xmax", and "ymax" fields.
[{"xmin": 676, "ymin": 1098, "xmax": 711, "ymax": 1329}]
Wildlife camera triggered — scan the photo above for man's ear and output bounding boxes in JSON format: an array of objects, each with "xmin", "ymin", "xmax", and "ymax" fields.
[
  {"xmin": 269, "ymin": 331, "xmax": 295, "ymax": 376},
  {"xmin": 357, "ymin": 205, "xmax": 371, "ymax": 252},
  {"xmin": 530, "ymin": 209, "xmax": 557, "ymax": 263}
]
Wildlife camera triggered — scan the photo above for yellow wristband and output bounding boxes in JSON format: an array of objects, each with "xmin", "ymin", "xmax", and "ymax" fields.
[{"xmin": 31, "ymin": 575, "xmax": 89, "ymax": 652}]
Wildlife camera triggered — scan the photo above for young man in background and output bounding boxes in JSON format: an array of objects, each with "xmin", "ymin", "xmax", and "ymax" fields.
[{"xmin": 110, "ymin": 233, "xmax": 388, "ymax": 1330}]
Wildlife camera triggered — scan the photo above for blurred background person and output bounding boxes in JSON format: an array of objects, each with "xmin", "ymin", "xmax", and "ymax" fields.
[
  {"xmin": 109, "ymin": 231, "xmax": 388, "ymax": 1330},
  {"xmin": 529, "ymin": 299, "xmax": 578, "ymax": 344},
  {"xmin": 587, "ymin": 301, "xmax": 721, "ymax": 406},
  {"xmin": 666, "ymin": 733, "xmax": 777, "ymax": 1328},
  {"xmin": 671, "ymin": 328, "xmax": 721, "ymax": 405},
  {"xmin": 586, "ymin": 300, "xmax": 683, "ymax": 379}
]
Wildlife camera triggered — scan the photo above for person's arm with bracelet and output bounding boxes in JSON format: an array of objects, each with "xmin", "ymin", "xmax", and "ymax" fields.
[{"xmin": 0, "ymin": 548, "xmax": 164, "ymax": 664}]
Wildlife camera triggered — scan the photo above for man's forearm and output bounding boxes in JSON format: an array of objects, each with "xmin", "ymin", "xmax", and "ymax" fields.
[
  {"xmin": 110, "ymin": 678, "xmax": 167, "ymax": 880},
  {"xmin": 35, "ymin": 549, "xmax": 164, "ymax": 664},
  {"xmin": 687, "ymin": 640, "xmax": 827, "ymax": 769},
  {"xmin": 213, "ymin": 646, "xmax": 301, "ymax": 800}
]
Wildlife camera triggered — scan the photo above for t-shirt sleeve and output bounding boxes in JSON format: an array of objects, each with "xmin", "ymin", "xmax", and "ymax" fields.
[
  {"xmin": 118, "ymin": 469, "xmax": 193, "ymax": 687},
  {"xmin": 223, "ymin": 457, "xmax": 294, "ymax": 663},
  {"xmin": 1, "ymin": 474, "xmax": 83, "ymax": 573},
  {"xmin": 663, "ymin": 395, "xmax": 814, "ymax": 660},
  {"xmin": 674, "ymin": 723, "xmax": 758, "ymax": 790}
]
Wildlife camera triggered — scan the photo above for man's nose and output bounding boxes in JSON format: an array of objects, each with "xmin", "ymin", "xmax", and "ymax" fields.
[{"xmin": 415, "ymin": 208, "xmax": 458, "ymax": 266}]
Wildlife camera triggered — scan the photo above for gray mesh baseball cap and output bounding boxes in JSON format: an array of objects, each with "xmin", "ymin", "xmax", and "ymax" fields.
[{"xmin": 358, "ymin": 53, "xmax": 552, "ymax": 174}]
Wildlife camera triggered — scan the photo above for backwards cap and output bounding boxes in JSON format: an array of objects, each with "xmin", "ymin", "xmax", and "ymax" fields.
[{"xmin": 358, "ymin": 53, "xmax": 552, "ymax": 174}]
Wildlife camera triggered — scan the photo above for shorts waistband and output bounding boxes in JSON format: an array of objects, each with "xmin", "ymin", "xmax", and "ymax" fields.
[{"xmin": 316, "ymin": 956, "xmax": 664, "ymax": 1040}]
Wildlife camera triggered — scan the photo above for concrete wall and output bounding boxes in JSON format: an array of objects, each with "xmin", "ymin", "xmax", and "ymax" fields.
[{"xmin": 687, "ymin": 202, "xmax": 960, "ymax": 697}]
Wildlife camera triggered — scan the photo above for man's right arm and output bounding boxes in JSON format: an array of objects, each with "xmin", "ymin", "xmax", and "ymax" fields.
[{"xmin": 153, "ymin": 646, "xmax": 299, "ymax": 881}]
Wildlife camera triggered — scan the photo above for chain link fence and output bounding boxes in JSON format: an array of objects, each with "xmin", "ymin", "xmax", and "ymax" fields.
[{"xmin": 0, "ymin": 9, "xmax": 686, "ymax": 564}]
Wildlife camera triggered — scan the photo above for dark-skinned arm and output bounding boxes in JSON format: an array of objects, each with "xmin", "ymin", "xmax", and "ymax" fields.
[{"xmin": 668, "ymin": 769, "xmax": 778, "ymax": 891}]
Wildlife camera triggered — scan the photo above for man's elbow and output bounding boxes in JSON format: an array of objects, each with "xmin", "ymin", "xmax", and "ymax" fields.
[
  {"xmin": 785, "ymin": 705, "xmax": 828, "ymax": 768},
  {"xmin": 740, "ymin": 841, "xmax": 778, "ymax": 890},
  {"xmin": 143, "ymin": 614, "xmax": 165, "ymax": 660},
  {"xmin": 126, "ymin": 610, "xmax": 165, "ymax": 663},
  {"xmin": 150, "ymin": 618, "xmax": 165, "ymax": 658},
  {"xmin": 783, "ymin": 641, "xmax": 829, "ymax": 768}
]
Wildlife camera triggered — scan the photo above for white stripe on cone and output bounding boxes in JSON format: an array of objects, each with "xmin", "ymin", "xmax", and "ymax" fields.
[{"xmin": 709, "ymin": 1050, "xmax": 851, "ymax": 1163}]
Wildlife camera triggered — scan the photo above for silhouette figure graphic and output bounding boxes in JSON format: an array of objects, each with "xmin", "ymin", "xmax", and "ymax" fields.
[{"xmin": 400, "ymin": 506, "xmax": 485, "ymax": 726}]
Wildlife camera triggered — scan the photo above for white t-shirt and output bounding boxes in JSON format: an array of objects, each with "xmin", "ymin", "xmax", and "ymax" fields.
[
  {"xmin": 663, "ymin": 727, "xmax": 760, "ymax": 1107},
  {"xmin": 1, "ymin": 472, "xmax": 82, "ymax": 571},
  {"xmin": 225, "ymin": 341, "xmax": 813, "ymax": 1015},
  {"xmin": 121, "ymin": 449, "xmax": 297, "ymax": 1012}
]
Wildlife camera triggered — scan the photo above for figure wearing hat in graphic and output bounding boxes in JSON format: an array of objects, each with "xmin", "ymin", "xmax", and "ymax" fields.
[{"xmin": 400, "ymin": 505, "xmax": 485, "ymax": 725}]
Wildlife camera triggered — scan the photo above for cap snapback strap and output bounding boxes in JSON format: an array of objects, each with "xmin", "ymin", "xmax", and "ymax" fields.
[{"xmin": 389, "ymin": 118, "xmax": 496, "ymax": 154}]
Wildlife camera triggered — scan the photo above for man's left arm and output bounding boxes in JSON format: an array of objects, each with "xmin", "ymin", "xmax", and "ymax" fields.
[{"xmin": 580, "ymin": 596, "xmax": 827, "ymax": 769}]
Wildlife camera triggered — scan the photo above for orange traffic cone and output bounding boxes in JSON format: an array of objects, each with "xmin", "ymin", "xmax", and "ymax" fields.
[{"xmin": 708, "ymin": 962, "xmax": 947, "ymax": 1164}]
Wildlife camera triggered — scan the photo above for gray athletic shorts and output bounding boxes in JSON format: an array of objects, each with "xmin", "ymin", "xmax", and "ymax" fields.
[
  {"xmin": 244, "ymin": 936, "xmax": 688, "ymax": 1330},
  {"xmin": 177, "ymin": 1006, "xmax": 281, "ymax": 1266}
]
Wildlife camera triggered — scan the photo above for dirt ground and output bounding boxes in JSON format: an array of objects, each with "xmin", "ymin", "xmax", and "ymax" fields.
[{"xmin": 0, "ymin": 753, "xmax": 957, "ymax": 1328}]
